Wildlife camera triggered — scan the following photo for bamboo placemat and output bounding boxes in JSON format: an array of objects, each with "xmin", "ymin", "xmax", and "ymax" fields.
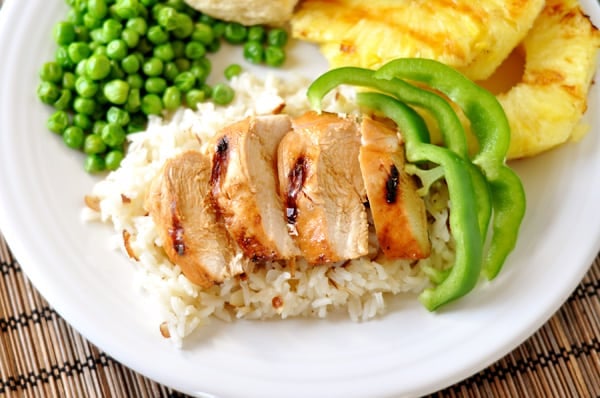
[{"xmin": 1, "ymin": 231, "xmax": 599, "ymax": 398}]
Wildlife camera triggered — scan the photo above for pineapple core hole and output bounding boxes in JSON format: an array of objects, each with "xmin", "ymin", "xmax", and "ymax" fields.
[{"xmin": 476, "ymin": 45, "xmax": 525, "ymax": 95}]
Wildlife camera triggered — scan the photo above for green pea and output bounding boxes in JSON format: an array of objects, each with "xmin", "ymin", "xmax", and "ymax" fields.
[
  {"xmin": 174, "ymin": 57, "xmax": 190, "ymax": 72},
  {"xmin": 75, "ymin": 76, "xmax": 99, "ymax": 98},
  {"xmin": 151, "ymin": 3, "xmax": 166, "ymax": 19},
  {"xmin": 54, "ymin": 21, "xmax": 76, "ymax": 45},
  {"xmin": 47, "ymin": 110, "xmax": 70, "ymax": 134},
  {"xmin": 63, "ymin": 126, "xmax": 85, "ymax": 149},
  {"xmin": 162, "ymin": 86, "xmax": 181, "ymax": 110},
  {"xmin": 147, "ymin": 25, "xmax": 168, "ymax": 45},
  {"xmin": 145, "ymin": 77, "xmax": 167, "ymax": 94},
  {"xmin": 101, "ymin": 123, "xmax": 126, "ymax": 147},
  {"xmin": 141, "ymin": 93, "xmax": 163, "ymax": 115},
  {"xmin": 125, "ymin": 88, "xmax": 142, "ymax": 112},
  {"xmin": 84, "ymin": 13, "xmax": 103, "ymax": 30},
  {"xmin": 267, "ymin": 28, "xmax": 288, "ymax": 47},
  {"xmin": 224, "ymin": 64, "xmax": 242, "ymax": 80},
  {"xmin": 121, "ymin": 28, "xmax": 140, "ymax": 47},
  {"xmin": 88, "ymin": 0, "xmax": 108, "ymax": 19},
  {"xmin": 74, "ymin": 97, "xmax": 97, "ymax": 115},
  {"xmin": 54, "ymin": 89, "xmax": 73, "ymax": 110},
  {"xmin": 142, "ymin": 57, "xmax": 163, "ymax": 76},
  {"xmin": 157, "ymin": 7, "xmax": 178, "ymax": 30},
  {"xmin": 224, "ymin": 22, "xmax": 246, "ymax": 44},
  {"xmin": 126, "ymin": 17, "xmax": 148, "ymax": 35},
  {"xmin": 135, "ymin": 3, "xmax": 149, "ymax": 18},
  {"xmin": 198, "ymin": 14, "xmax": 215, "ymax": 26},
  {"xmin": 103, "ymin": 79, "xmax": 130, "ymax": 104},
  {"xmin": 185, "ymin": 89, "xmax": 204, "ymax": 110},
  {"xmin": 172, "ymin": 13, "xmax": 193, "ymax": 39},
  {"xmin": 247, "ymin": 26, "xmax": 265, "ymax": 43},
  {"xmin": 84, "ymin": 154, "xmax": 106, "ymax": 173},
  {"xmin": 127, "ymin": 73, "xmax": 144, "ymax": 89},
  {"xmin": 212, "ymin": 22, "xmax": 226, "ymax": 39},
  {"xmin": 62, "ymin": 72, "xmax": 77, "ymax": 90},
  {"xmin": 76, "ymin": 26, "xmax": 91, "ymax": 42},
  {"xmin": 243, "ymin": 41, "xmax": 264, "ymax": 64},
  {"xmin": 121, "ymin": 54, "xmax": 140, "ymax": 74},
  {"xmin": 102, "ymin": 19, "xmax": 123, "ymax": 43},
  {"xmin": 106, "ymin": 106, "xmax": 130, "ymax": 126},
  {"xmin": 67, "ymin": 8, "xmax": 85, "ymax": 26},
  {"xmin": 265, "ymin": 45, "xmax": 286, "ymax": 67},
  {"xmin": 84, "ymin": 134, "xmax": 107, "ymax": 154},
  {"xmin": 75, "ymin": 59, "xmax": 88, "ymax": 76},
  {"xmin": 73, "ymin": 113, "xmax": 93, "ymax": 130},
  {"xmin": 184, "ymin": 41, "xmax": 205, "ymax": 60},
  {"xmin": 170, "ymin": 40, "xmax": 185, "ymax": 58},
  {"xmin": 94, "ymin": 46, "xmax": 108, "ymax": 57},
  {"xmin": 40, "ymin": 62, "xmax": 63, "ymax": 83},
  {"xmin": 55, "ymin": 46, "xmax": 74, "ymax": 68},
  {"xmin": 189, "ymin": 65, "xmax": 208, "ymax": 84},
  {"xmin": 89, "ymin": 27, "xmax": 106, "ymax": 43},
  {"xmin": 212, "ymin": 83, "xmax": 234, "ymax": 105},
  {"xmin": 107, "ymin": 39, "xmax": 128, "ymax": 60},
  {"xmin": 114, "ymin": 0, "xmax": 139, "ymax": 19},
  {"xmin": 86, "ymin": 54, "xmax": 111, "ymax": 80},
  {"xmin": 174, "ymin": 71, "xmax": 195, "ymax": 92},
  {"xmin": 153, "ymin": 43, "xmax": 175, "ymax": 61},
  {"xmin": 92, "ymin": 120, "xmax": 108, "ymax": 135},
  {"xmin": 193, "ymin": 57, "xmax": 211, "ymax": 75},
  {"xmin": 136, "ymin": 37, "xmax": 153, "ymax": 54},
  {"xmin": 206, "ymin": 38, "xmax": 221, "ymax": 53},
  {"xmin": 200, "ymin": 83, "xmax": 212, "ymax": 99},
  {"xmin": 37, "ymin": 81, "xmax": 61, "ymax": 105},
  {"xmin": 191, "ymin": 23, "xmax": 213, "ymax": 44},
  {"xmin": 67, "ymin": 42, "xmax": 90, "ymax": 63},
  {"xmin": 105, "ymin": 149, "xmax": 124, "ymax": 170},
  {"xmin": 163, "ymin": 62, "xmax": 179, "ymax": 81}
]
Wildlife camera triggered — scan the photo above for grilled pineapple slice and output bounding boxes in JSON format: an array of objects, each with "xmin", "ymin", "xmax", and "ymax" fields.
[
  {"xmin": 493, "ymin": 0, "xmax": 600, "ymax": 159},
  {"xmin": 291, "ymin": 0, "xmax": 545, "ymax": 80}
]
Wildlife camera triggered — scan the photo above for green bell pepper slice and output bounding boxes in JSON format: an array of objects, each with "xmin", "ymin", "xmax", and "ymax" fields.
[{"xmin": 375, "ymin": 58, "xmax": 526, "ymax": 279}]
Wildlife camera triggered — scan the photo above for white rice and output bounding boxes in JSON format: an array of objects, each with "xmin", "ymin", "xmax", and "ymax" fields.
[{"xmin": 82, "ymin": 72, "xmax": 454, "ymax": 346}]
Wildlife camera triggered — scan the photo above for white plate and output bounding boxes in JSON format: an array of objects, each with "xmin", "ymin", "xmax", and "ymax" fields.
[{"xmin": 0, "ymin": 1, "xmax": 599, "ymax": 397}]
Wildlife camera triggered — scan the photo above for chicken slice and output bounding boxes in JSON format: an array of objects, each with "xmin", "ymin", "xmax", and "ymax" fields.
[
  {"xmin": 278, "ymin": 111, "xmax": 368, "ymax": 264},
  {"xmin": 210, "ymin": 115, "xmax": 301, "ymax": 261},
  {"xmin": 145, "ymin": 150, "xmax": 244, "ymax": 287},
  {"xmin": 359, "ymin": 116, "xmax": 430, "ymax": 259}
]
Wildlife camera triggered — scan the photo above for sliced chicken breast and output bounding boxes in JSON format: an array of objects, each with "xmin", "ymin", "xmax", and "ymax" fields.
[
  {"xmin": 278, "ymin": 111, "xmax": 369, "ymax": 264},
  {"xmin": 210, "ymin": 115, "xmax": 301, "ymax": 261},
  {"xmin": 145, "ymin": 150, "xmax": 245, "ymax": 287},
  {"xmin": 359, "ymin": 116, "xmax": 431, "ymax": 259}
]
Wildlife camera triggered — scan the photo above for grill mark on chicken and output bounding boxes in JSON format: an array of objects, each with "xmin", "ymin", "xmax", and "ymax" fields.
[
  {"xmin": 210, "ymin": 136, "xmax": 229, "ymax": 200},
  {"xmin": 285, "ymin": 155, "xmax": 308, "ymax": 225},
  {"xmin": 168, "ymin": 200, "xmax": 186, "ymax": 255},
  {"xmin": 385, "ymin": 164, "xmax": 400, "ymax": 204}
]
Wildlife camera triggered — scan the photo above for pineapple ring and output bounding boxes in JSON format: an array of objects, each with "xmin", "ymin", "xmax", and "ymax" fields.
[
  {"xmin": 291, "ymin": 0, "xmax": 546, "ymax": 81},
  {"xmin": 497, "ymin": 0, "xmax": 600, "ymax": 159}
]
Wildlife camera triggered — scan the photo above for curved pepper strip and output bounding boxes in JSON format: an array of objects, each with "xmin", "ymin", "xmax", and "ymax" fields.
[
  {"xmin": 306, "ymin": 67, "xmax": 492, "ymax": 242},
  {"xmin": 375, "ymin": 58, "xmax": 526, "ymax": 279},
  {"xmin": 356, "ymin": 92, "xmax": 482, "ymax": 310}
]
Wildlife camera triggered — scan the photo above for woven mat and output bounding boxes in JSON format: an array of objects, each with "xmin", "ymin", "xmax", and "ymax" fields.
[{"xmin": 1, "ymin": 232, "xmax": 599, "ymax": 397}]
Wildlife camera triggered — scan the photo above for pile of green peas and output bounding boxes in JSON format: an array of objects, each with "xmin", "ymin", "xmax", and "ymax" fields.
[{"xmin": 37, "ymin": 0, "xmax": 289, "ymax": 173}]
